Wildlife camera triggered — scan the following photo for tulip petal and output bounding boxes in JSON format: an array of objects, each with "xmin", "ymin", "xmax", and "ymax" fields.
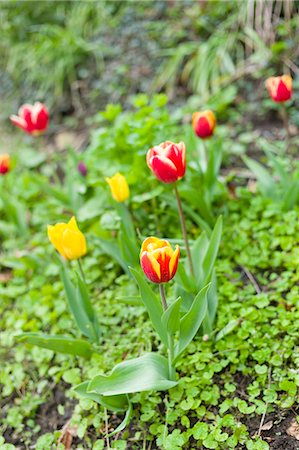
[
  {"xmin": 169, "ymin": 245, "xmax": 180, "ymax": 278},
  {"xmin": 33, "ymin": 103, "xmax": 49, "ymax": 131},
  {"xmin": 140, "ymin": 252, "xmax": 161, "ymax": 283},
  {"xmin": 62, "ymin": 229, "xmax": 87, "ymax": 260},
  {"xmin": 150, "ymin": 155, "xmax": 179, "ymax": 184},
  {"xmin": 9, "ymin": 115, "xmax": 29, "ymax": 133}
]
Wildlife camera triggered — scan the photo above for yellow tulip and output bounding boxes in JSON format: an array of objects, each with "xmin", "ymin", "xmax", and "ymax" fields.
[
  {"xmin": 106, "ymin": 172, "xmax": 130, "ymax": 202},
  {"xmin": 47, "ymin": 216, "xmax": 87, "ymax": 260}
]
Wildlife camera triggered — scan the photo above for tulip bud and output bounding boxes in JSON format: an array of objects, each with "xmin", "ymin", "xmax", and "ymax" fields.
[
  {"xmin": 266, "ymin": 75, "xmax": 292, "ymax": 102},
  {"xmin": 10, "ymin": 102, "xmax": 49, "ymax": 135},
  {"xmin": 47, "ymin": 216, "xmax": 87, "ymax": 260},
  {"xmin": 78, "ymin": 161, "xmax": 88, "ymax": 177},
  {"xmin": 192, "ymin": 110, "xmax": 216, "ymax": 139},
  {"xmin": 140, "ymin": 237, "xmax": 180, "ymax": 284},
  {"xmin": 146, "ymin": 141, "xmax": 186, "ymax": 184},
  {"xmin": 106, "ymin": 172, "xmax": 130, "ymax": 202},
  {"xmin": 0, "ymin": 154, "xmax": 10, "ymax": 175}
]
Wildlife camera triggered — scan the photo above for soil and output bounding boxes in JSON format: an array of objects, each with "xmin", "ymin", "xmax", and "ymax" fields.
[{"xmin": 245, "ymin": 408, "xmax": 299, "ymax": 450}]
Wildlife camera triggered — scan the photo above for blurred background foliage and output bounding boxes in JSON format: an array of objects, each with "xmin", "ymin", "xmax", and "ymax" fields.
[{"xmin": 0, "ymin": 0, "xmax": 298, "ymax": 119}]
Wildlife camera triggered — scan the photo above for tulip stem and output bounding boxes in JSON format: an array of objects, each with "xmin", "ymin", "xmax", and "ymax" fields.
[
  {"xmin": 281, "ymin": 103, "xmax": 291, "ymax": 152},
  {"xmin": 159, "ymin": 284, "xmax": 168, "ymax": 311},
  {"xmin": 159, "ymin": 285, "xmax": 176, "ymax": 381},
  {"xmin": 78, "ymin": 259, "xmax": 86, "ymax": 284},
  {"xmin": 174, "ymin": 184, "xmax": 194, "ymax": 277}
]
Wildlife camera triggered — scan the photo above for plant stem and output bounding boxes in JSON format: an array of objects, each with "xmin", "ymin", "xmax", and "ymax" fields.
[
  {"xmin": 281, "ymin": 103, "xmax": 291, "ymax": 152},
  {"xmin": 173, "ymin": 184, "xmax": 194, "ymax": 276},
  {"xmin": 77, "ymin": 259, "xmax": 86, "ymax": 284},
  {"xmin": 159, "ymin": 284, "xmax": 176, "ymax": 381},
  {"xmin": 159, "ymin": 284, "xmax": 168, "ymax": 311}
]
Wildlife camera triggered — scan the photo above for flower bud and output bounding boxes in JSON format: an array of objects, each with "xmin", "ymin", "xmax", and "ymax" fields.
[
  {"xmin": 10, "ymin": 102, "xmax": 49, "ymax": 135},
  {"xmin": 0, "ymin": 154, "xmax": 10, "ymax": 175},
  {"xmin": 47, "ymin": 216, "xmax": 87, "ymax": 260},
  {"xmin": 266, "ymin": 75, "xmax": 292, "ymax": 102},
  {"xmin": 146, "ymin": 141, "xmax": 186, "ymax": 184},
  {"xmin": 106, "ymin": 172, "xmax": 130, "ymax": 202},
  {"xmin": 192, "ymin": 110, "xmax": 216, "ymax": 139},
  {"xmin": 78, "ymin": 161, "xmax": 88, "ymax": 177},
  {"xmin": 140, "ymin": 237, "xmax": 180, "ymax": 284}
]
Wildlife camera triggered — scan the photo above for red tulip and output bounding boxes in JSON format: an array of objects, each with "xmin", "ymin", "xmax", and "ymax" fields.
[
  {"xmin": 10, "ymin": 102, "xmax": 49, "ymax": 135},
  {"xmin": 146, "ymin": 141, "xmax": 186, "ymax": 184},
  {"xmin": 266, "ymin": 75, "xmax": 292, "ymax": 103},
  {"xmin": 140, "ymin": 237, "xmax": 180, "ymax": 284},
  {"xmin": 192, "ymin": 110, "xmax": 216, "ymax": 139},
  {"xmin": 0, "ymin": 154, "xmax": 10, "ymax": 175}
]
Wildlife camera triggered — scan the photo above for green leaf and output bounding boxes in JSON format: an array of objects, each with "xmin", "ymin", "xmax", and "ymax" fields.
[
  {"xmin": 97, "ymin": 237, "xmax": 129, "ymax": 274},
  {"xmin": 17, "ymin": 333, "xmax": 93, "ymax": 358},
  {"xmin": 161, "ymin": 297, "xmax": 181, "ymax": 336},
  {"xmin": 215, "ymin": 318, "xmax": 240, "ymax": 342},
  {"xmin": 60, "ymin": 264, "xmax": 98, "ymax": 342},
  {"xmin": 108, "ymin": 400, "xmax": 133, "ymax": 437},
  {"xmin": 88, "ymin": 353, "xmax": 177, "ymax": 395},
  {"xmin": 243, "ymin": 156, "xmax": 277, "ymax": 199},
  {"xmin": 73, "ymin": 381, "xmax": 128, "ymax": 411},
  {"xmin": 201, "ymin": 215, "xmax": 222, "ymax": 285},
  {"xmin": 130, "ymin": 268, "xmax": 168, "ymax": 347},
  {"xmin": 174, "ymin": 283, "xmax": 210, "ymax": 362},
  {"xmin": 75, "ymin": 273, "xmax": 101, "ymax": 342},
  {"xmin": 191, "ymin": 231, "xmax": 209, "ymax": 284}
]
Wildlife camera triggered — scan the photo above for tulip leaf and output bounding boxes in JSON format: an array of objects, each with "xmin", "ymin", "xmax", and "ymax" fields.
[
  {"xmin": 17, "ymin": 333, "xmax": 93, "ymax": 358},
  {"xmin": 75, "ymin": 273, "xmax": 100, "ymax": 342},
  {"xmin": 130, "ymin": 268, "xmax": 168, "ymax": 347},
  {"xmin": 202, "ymin": 269, "xmax": 218, "ymax": 333},
  {"xmin": 200, "ymin": 215, "xmax": 222, "ymax": 286},
  {"xmin": 60, "ymin": 264, "xmax": 99, "ymax": 343},
  {"xmin": 73, "ymin": 381, "xmax": 128, "ymax": 411},
  {"xmin": 174, "ymin": 283, "xmax": 210, "ymax": 363},
  {"xmin": 107, "ymin": 400, "xmax": 133, "ymax": 437},
  {"xmin": 97, "ymin": 237, "xmax": 129, "ymax": 274},
  {"xmin": 87, "ymin": 353, "xmax": 177, "ymax": 396},
  {"xmin": 243, "ymin": 156, "xmax": 277, "ymax": 199},
  {"xmin": 161, "ymin": 297, "xmax": 181, "ymax": 337}
]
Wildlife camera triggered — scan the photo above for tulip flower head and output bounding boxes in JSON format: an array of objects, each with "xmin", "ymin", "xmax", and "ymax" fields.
[
  {"xmin": 78, "ymin": 161, "xmax": 88, "ymax": 177},
  {"xmin": 0, "ymin": 154, "xmax": 10, "ymax": 175},
  {"xmin": 10, "ymin": 102, "xmax": 49, "ymax": 135},
  {"xmin": 192, "ymin": 110, "xmax": 216, "ymax": 139},
  {"xmin": 47, "ymin": 216, "xmax": 87, "ymax": 260},
  {"xmin": 140, "ymin": 237, "xmax": 180, "ymax": 284},
  {"xmin": 266, "ymin": 75, "xmax": 292, "ymax": 103},
  {"xmin": 106, "ymin": 172, "xmax": 130, "ymax": 202},
  {"xmin": 147, "ymin": 141, "xmax": 186, "ymax": 184}
]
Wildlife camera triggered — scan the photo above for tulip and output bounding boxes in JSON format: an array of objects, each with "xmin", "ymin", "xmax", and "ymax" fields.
[
  {"xmin": 192, "ymin": 110, "xmax": 216, "ymax": 139},
  {"xmin": 47, "ymin": 216, "xmax": 87, "ymax": 260},
  {"xmin": 266, "ymin": 75, "xmax": 292, "ymax": 102},
  {"xmin": 10, "ymin": 102, "xmax": 49, "ymax": 135},
  {"xmin": 140, "ymin": 237, "xmax": 180, "ymax": 284},
  {"xmin": 147, "ymin": 141, "xmax": 186, "ymax": 184},
  {"xmin": 106, "ymin": 172, "xmax": 130, "ymax": 202},
  {"xmin": 0, "ymin": 154, "xmax": 10, "ymax": 175},
  {"xmin": 78, "ymin": 161, "xmax": 88, "ymax": 177}
]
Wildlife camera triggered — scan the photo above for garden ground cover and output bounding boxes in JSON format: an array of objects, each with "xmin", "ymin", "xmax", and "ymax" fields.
[
  {"xmin": 1, "ymin": 2, "xmax": 299, "ymax": 448},
  {"xmin": 1, "ymin": 94, "xmax": 299, "ymax": 449}
]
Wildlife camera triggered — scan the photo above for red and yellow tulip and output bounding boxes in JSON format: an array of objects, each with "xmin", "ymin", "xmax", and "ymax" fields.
[
  {"xmin": 106, "ymin": 172, "xmax": 130, "ymax": 202},
  {"xmin": 266, "ymin": 75, "xmax": 292, "ymax": 103},
  {"xmin": 146, "ymin": 141, "xmax": 186, "ymax": 184},
  {"xmin": 140, "ymin": 237, "xmax": 180, "ymax": 284},
  {"xmin": 47, "ymin": 216, "xmax": 86, "ymax": 260},
  {"xmin": 0, "ymin": 154, "xmax": 10, "ymax": 175},
  {"xmin": 192, "ymin": 110, "xmax": 216, "ymax": 139},
  {"xmin": 10, "ymin": 102, "xmax": 49, "ymax": 135}
]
